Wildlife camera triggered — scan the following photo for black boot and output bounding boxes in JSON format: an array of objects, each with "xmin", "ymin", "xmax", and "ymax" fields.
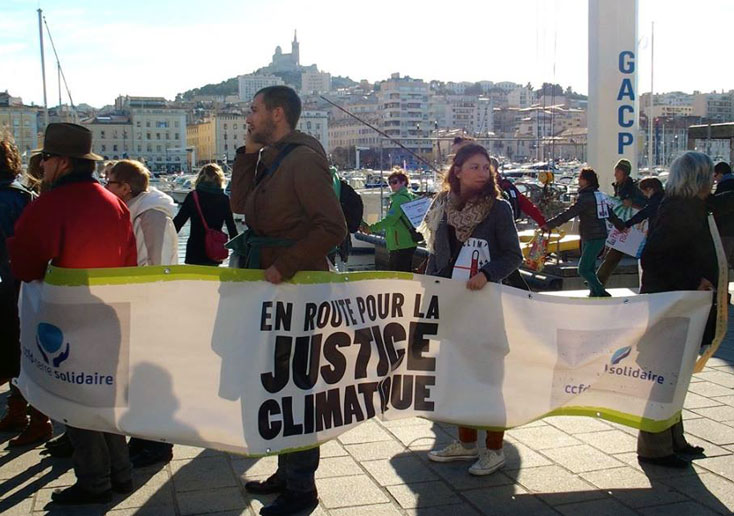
[
  {"xmin": 51, "ymin": 483, "xmax": 112, "ymax": 505},
  {"xmin": 638, "ymin": 454, "xmax": 690, "ymax": 469},
  {"xmin": 260, "ymin": 489, "xmax": 318, "ymax": 516},
  {"xmin": 675, "ymin": 444, "xmax": 705, "ymax": 457},
  {"xmin": 245, "ymin": 473, "xmax": 286, "ymax": 495}
]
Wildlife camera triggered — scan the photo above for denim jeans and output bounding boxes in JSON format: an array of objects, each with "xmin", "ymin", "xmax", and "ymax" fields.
[
  {"xmin": 66, "ymin": 426, "xmax": 131, "ymax": 494},
  {"xmin": 276, "ymin": 447, "xmax": 320, "ymax": 493}
]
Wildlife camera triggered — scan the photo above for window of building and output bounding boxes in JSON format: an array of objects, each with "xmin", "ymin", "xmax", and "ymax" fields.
[
  {"xmin": 224, "ymin": 144, "xmax": 228, "ymax": 150},
  {"xmin": 113, "ymin": 144, "xmax": 118, "ymax": 152},
  {"xmin": 100, "ymin": 130, "xmax": 105, "ymax": 139},
  {"xmin": 156, "ymin": 145, "xmax": 162, "ymax": 152},
  {"xmin": 175, "ymin": 133, "xmax": 179, "ymax": 140},
  {"xmin": 233, "ymin": 123, "xmax": 238, "ymax": 129},
  {"xmin": 146, "ymin": 121, "xmax": 150, "ymax": 127},
  {"xmin": 101, "ymin": 144, "xmax": 106, "ymax": 151},
  {"xmin": 147, "ymin": 144, "xmax": 152, "ymax": 152},
  {"xmin": 147, "ymin": 132, "xmax": 151, "ymax": 139},
  {"xmin": 166, "ymin": 133, "xmax": 170, "ymax": 140},
  {"xmin": 157, "ymin": 133, "xmax": 161, "ymax": 140},
  {"xmin": 174, "ymin": 121, "xmax": 179, "ymax": 128},
  {"xmin": 136, "ymin": 121, "xmax": 141, "ymax": 128},
  {"xmin": 224, "ymin": 123, "xmax": 228, "ymax": 130}
]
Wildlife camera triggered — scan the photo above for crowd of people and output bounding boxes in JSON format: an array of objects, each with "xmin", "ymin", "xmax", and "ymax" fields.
[{"xmin": 0, "ymin": 84, "xmax": 730, "ymax": 514}]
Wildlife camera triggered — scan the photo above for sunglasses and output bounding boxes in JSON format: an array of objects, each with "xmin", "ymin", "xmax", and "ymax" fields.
[{"xmin": 41, "ymin": 152, "xmax": 59, "ymax": 161}]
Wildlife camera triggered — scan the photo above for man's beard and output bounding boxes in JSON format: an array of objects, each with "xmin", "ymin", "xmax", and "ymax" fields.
[{"xmin": 250, "ymin": 118, "xmax": 277, "ymax": 145}]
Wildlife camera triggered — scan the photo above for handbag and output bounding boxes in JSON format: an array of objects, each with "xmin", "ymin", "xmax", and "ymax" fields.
[
  {"xmin": 524, "ymin": 230, "xmax": 549, "ymax": 272},
  {"xmin": 399, "ymin": 214, "xmax": 423, "ymax": 243},
  {"xmin": 192, "ymin": 191, "xmax": 229, "ymax": 262}
]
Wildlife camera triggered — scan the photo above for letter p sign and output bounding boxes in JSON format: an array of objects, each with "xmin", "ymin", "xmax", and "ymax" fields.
[{"xmin": 618, "ymin": 133, "xmax": 633, "ymax": 154}]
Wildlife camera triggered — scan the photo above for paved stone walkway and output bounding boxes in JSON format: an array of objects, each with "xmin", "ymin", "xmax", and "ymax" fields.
[{"xmin": 2, "ymin": 313, "xmax": 734, "ymax": 516}]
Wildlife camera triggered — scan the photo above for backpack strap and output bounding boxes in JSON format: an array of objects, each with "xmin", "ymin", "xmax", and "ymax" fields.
[{"xmin": 255, "ymin": 143, "xmax": 301, "ymax": 185}]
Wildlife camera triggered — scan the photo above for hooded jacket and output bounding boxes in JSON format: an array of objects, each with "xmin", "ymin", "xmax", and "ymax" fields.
[
  {"xmin": 230, "ymin": 130, "xmax": 347, "ymax": 278},
  {"xmin": 369, "ymin": 186, "xmax": 417, "ymax": 252},
  {"xmin": 127, "ymin": 187, "xmax": 178, "ymax": 266}
]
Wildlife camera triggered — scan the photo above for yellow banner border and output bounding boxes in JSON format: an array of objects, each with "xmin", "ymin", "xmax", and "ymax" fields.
[{"xmin": 44, "ymin": 265, "xmax": 413, "ymax": 287}]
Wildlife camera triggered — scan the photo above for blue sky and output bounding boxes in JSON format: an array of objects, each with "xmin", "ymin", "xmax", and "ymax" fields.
[{"xmin": 2, "ymin": 0, "xmax": 732, "ymax": 108}]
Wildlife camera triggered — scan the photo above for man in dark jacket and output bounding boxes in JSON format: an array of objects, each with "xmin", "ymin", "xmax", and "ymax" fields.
[
  {"xmin": 230, "ymin": 86, "xmax": 346, "ymax": 516},
  {"xmin": 8, "ymin": 123, "xmax": 137, "ymax": 505},
  {"xmin": 612, "ymin": 159, "xmax": 646, "ymax": 209},
  {"xmin": 596, "ymin": 159, "xmax": 647, "ymax": 285}
]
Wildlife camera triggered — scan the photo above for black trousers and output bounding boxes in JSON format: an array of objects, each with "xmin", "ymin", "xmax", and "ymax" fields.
[{"xmin": 388, "ymin": 247, "xmax": 416, "ymax": 272}]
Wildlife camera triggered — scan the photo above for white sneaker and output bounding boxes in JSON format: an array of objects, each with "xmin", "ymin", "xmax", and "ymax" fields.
[
  {"xmin": 468, "ymin": 449, "xmax": 506, "ymax": 476},
  {"xmin": 427, "ymin": 441, "xmax": 478, "ymax": 463}
]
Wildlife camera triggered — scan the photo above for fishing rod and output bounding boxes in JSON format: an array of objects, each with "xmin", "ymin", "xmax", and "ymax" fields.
[
  {"xmin": 319, "ymin": 95, "xmax": 441, "ymax": 174},
  {"xmin": 43, "ymin": 16, "xmax": 76, "ymax": 118}
]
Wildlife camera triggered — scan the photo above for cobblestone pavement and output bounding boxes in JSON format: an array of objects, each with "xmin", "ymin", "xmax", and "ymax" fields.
[{"xmin": 2, "ymin": 311, "xmax": 734, "ymax": 516}]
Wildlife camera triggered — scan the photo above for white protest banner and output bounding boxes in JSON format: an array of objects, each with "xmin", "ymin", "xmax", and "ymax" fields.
[
  {"xmin": 400, "ymin": 196, "xmax": 432, "ymax": 228},
  {"xmin": 16, "ymin": 266, "xmax": 712, "ymax": 456}
]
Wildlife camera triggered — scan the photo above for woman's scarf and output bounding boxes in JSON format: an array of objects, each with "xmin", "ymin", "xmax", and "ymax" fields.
[
  {"xmin": 446, "ymin": 192, "xmax": 495, "ymax": 242},
  {"xmin": 418, "ymin": 191, "xmax": 496, "ymax": 250}
]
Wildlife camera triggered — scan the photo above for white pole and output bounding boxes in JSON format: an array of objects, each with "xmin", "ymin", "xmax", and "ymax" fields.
[
  {"xmin": 648, "ymin": 22, "xmax": 654, "ymax": 169},
  {"xmin": 38, "ymin": 9, "xmax": 48, "ymax": 128}
]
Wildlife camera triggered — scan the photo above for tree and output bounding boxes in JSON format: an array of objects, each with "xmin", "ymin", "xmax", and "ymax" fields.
[{"xmin": 464, "ymin": 82, "xmax": 483, "ymax": 95}]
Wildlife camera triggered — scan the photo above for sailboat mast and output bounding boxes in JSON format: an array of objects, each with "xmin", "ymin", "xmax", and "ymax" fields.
[
  {"xmin": 38, "ymin": 8, "xmax": 49, "ymax": 128},
  {"xmin": 648, "ymin": 21, "xmax": 654, "ymax": 169}
]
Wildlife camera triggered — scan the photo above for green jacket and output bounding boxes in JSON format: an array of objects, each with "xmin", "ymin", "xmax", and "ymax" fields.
[{"xmin": 369, "ymin": 187, "xmax": 417, "ymax": 251}]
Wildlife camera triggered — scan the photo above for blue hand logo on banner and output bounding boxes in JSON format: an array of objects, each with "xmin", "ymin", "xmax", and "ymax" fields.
[
  {"xmin": 610, "ymin": 345, "xmax": 632, "ymax": 365},
  {"xmin": 36, "ymin": 322, "xmax": 70, "ymax": 368}
]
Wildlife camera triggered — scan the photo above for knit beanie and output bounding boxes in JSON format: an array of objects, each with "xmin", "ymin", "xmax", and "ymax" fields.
[{"xmin": 614, "ymin": 159, "xmax": 632, "ymax": 175}]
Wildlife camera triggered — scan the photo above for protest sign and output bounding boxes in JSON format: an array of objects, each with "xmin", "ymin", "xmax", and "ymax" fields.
[{"xmin": 400, "ymin": 196, "xmax": 432, "ymax": 228}]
